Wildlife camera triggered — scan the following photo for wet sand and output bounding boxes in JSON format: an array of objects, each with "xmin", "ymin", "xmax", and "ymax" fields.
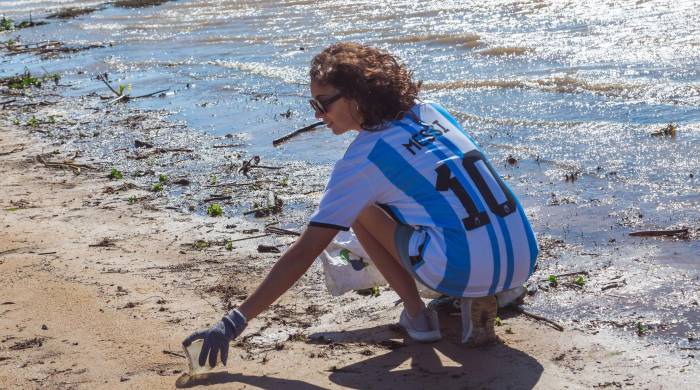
[{"xmin": 1, "ymin": 84, "xmax": 698, "ymax": 389}]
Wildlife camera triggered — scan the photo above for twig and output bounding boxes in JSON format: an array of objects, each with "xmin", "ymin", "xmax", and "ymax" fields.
[
  {"xmin": 107, "ymin": 94, "xmax": 128, "ymax": 105},
  {"xmin": 243, "ymin": 207, "xmax": 273, "ymax": 216},
  {"xmin": 0, "ymin": 146, "xmax": 24, "ymax": 156},
  {"xmin": 131, "ymin": 89, "xmax": 169, "ymax": 99},
  {"xmin": 265, "ymin": 226, "xmax": 301, "ymax": 236},
  {"xmin": 206, "ymin": 180, "xmax": 275, "ymax": 188},
  {"xmin": 629, "ymin": 229, "xmax": 689, "ymax": 238},
  {"xmin": 162, "ymin": 350, "xmax": 186, "ymax": 358},
  {"xmin": 36, "ymin": 154, "xmax": 97, "ymax": 175},
  {"xmin": 128, "ymin": 148, "xmax": 193, "ymax": 160},
  {"xmin": 96, "ymin": 73, "xmax": 120, "ymax": 96},
  {"xmin": 601, "ymin": 281, "xmax": 626, "ymax": 291},
  {"xmin": 212, "ymin": 144, "xmax": 243, "ymax": 149},
  {"xmin": 0, "ymin": 99, "xmax": 17, "ymax": 106},
  {"xmin": 249, "ymin": 165, "xmax": 282, "ymax": 170},
  {"xmin": 229, "ymin": 233, "xmax": 270, "ymax": 243},
  {"xmin": 272, "ymin": 121, "xmax": 324, "ymax": 146},
  {"xmin": 202, "ymin": 195, "xmax": 232, "ymax": 203},
  {"xmin": 512, "ymin": 305, "xmax": 564, "ymax": 331}
]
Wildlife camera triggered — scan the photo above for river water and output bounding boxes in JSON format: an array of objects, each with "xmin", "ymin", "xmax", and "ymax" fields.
[{"xmin": 2, "ymin": 0, "xmax": 698, "ymax": 347}]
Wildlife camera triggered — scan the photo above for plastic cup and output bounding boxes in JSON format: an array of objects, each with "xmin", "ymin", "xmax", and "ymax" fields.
[{"xmin": 183, "ymin": 339, "xmax": 220, "ymax": 376}]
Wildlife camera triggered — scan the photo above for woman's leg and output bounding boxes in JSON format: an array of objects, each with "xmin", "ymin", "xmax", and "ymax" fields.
[{"xmin": 351, "ymin": 205, "xmax": 425, "ymax": 317}]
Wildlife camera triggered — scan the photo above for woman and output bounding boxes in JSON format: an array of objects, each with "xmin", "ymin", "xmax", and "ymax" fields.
[{"xmin": 183, "ymin": 42, "xmax": 538, "ymax": 368}]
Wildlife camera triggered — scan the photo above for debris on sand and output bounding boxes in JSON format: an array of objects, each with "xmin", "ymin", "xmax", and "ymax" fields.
[
  {"xmin": 113, "ymin": 0, "xmax": 173, "ymax": 9},
  {"xmin": 47, "ymin": 7, "xmax": 99, "ymax": 19},
  {"xmin": 9, "ymin": 337, "xmax": 44, "ymax": 350},
  {"xmin": 651, "ymin": 123, "xmax": 677, "ymax": 137},
  {"xmin": 629, "ymin": 228, "xmax": 689, "ymax": 239}
]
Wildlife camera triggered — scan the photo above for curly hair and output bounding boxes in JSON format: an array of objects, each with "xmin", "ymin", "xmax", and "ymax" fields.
[{"xmin": 310, "ymin": 42, "xmax": 421, "ymax": 130}]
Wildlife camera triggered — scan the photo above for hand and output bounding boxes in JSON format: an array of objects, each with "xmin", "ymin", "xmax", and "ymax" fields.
[{"xmin": 183, "ymin": 309, "xmax": 247, "ymax": 367}]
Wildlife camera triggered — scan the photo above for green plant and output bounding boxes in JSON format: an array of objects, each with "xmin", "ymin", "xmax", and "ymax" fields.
[
  {"xmin": 12, "ymin": 118, "xmax": 20, "ymax": 126},
  {"xmin": 47, "ymin": 115, "xmax": 56, "ymax": 124},
  {"xmin": 495, "ymin": 316, "xmax": 503, "ymax": 326},
  {"xmin": 151, "ymin": 182, "xmax": 163, "ymax": 192},
  {"xmin": 547, "ymin": 275, "xmax": 558, "ymax": 287},
  {"xmin": 225, "ymin": 240, "xmax": 233, "ymax": 251},
  {"xmin": 158, "ymin": 173, "xmax": 168, "ymax": 183},
  {"xmin": 193, "ymin": 240, "xmax": 209, "ymax": 250},
  {"xmin": 0, "ymin": 17, "xmax": 13, "ymax": 31},
  {"xmin": 51, "ymin": 149, "xmax": 60, "ymax": 155},
  {"xmin": 207, "ymin": 203, "xmax": 223, "ymax": 217},
  {"xmin": 108, "ymin": 168, "xmax": 124, "ymax": 180},
  {"xmin": 636, "ymin": 322, "xmax": 647, "ymax": 336},
  {"xmin": 574, "ymin": 275, "xmax": 585, "ymax": 287},
  {"xmin": 280, "ymin": 177, "xmax": 288, "ymax": 186},
  {"xmin": 356, "ymin": 285, "xmax": 381, "ymax": 297},
  {"xmin": 26, "ymin": 116, "xmax": 39, "ymax": 127},
  {"xmin": 7, "ymin": 69, "xmax": 42, "ymax": 89},
  {"xmin": 117, "ymin": 83, "xmax": 132, "ymax": 96},
  {"xmin": 210, "ymin": 175, "xmax": 217, "ymax": 185},
  {"xmin": 127, "ymin": 195, "xmax": 137, "ymax": 204}
]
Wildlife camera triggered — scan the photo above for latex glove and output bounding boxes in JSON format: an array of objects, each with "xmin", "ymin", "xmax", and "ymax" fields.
[{"xmin": 182, "ymin": 309, "xmax": 247, "ymax": 367}]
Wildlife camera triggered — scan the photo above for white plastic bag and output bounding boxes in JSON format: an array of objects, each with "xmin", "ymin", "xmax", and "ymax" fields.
[{"xmin": 319, "ymin": 229, "xmax": 387, "ymax": 296}]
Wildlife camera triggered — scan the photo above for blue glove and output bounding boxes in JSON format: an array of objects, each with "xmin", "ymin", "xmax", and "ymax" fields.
[{"xmin": 182, "ymin": 309, "xmax": 247, "ymax": 367}]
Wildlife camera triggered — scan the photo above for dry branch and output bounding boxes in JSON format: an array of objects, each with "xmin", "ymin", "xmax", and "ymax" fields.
[
  {"xmin": 629, "ymin": 228, "xmax": 689, "ymax": 238},
  {"xmin": 272, "ymin": 121, "xmax": 324, "ymax": 146},
  {"xmin": 128, "ymin": 148, "xmax": 193, "ymax": 160}
]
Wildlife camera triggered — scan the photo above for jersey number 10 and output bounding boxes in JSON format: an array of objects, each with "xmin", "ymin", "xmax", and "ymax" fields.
[{"xmin": 435, "ymin": 149, "xmax": 517, "ymax": 230}]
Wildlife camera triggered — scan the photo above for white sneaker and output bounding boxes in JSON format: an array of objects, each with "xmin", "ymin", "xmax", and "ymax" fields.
[
  {"xmin": 399, "ymin": 308, "xmax": 442, "ymax": 342},
  {"xmin": 495, "ymin": 285, "xmax": 527, "ymax": 308}
]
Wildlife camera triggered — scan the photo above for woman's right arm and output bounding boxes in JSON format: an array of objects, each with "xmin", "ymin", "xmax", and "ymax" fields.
[{"xmin": 237, "ymin": 225, "xmax": 338, "ymax": 321}]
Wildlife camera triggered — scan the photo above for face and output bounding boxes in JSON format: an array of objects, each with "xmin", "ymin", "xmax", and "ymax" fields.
[{"xmin": 310, "ymin": 81, "xmax": 363, "ymax": 135}]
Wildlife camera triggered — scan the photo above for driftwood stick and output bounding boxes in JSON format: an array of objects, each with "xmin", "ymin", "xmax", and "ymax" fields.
[
  {"xmin": 629, "ymin": 229, "xmax": 689, "ymax": 238},
  {"xmin": 212, "ymin": 143, "xmax": 243, "ymax": 149},
  {"xmin": 249, "ymin": 165, "xmax": 282, "ymax": 170},
  {"xmin": 131, "ymin": 89, "xmax": 169, "ymax": 99},
  {"xmin": 265, "ymin": 226, "xmax": 301, "ymax": 237},
  {"xmin": 229, "ymin": 233, "xmax": 270, "ymax": 243},
  {"xmin": 96, "ymin": 73, "xmax": 121, "ymax": 96},
  {"xmin": 202, "ymin": 195, "xmax": 232, "ymax": 203},
  {"xmin": 206, "ymin": 180, "xmax": 275, "ymax": 188},
  {"xmin": 272, "ymin": 121, "xmax": 324, "ymax": 146},
  {"xmin": 243, "ymin": 207, "xmax": 271, "ymax": 216},
  {"xmin": 513, "ymin": 305, "xmax": 564, "ymax": 331},
  {"xmin": 162, "ymin": 350, "xmax": 186, "ymax": 359},
  {"xmin": 0, "ymin": 146, "xmax": 25, "ymax": 156},
  {"xmin": 128, "ymin": 148, "xmax": 193, "ymax": 160},
  {"xmin": 108, "ymin": 94, "xmax": 128, "ymax": 105}
]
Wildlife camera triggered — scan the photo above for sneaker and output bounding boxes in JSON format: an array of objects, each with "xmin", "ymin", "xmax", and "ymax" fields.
[
  {"xmin": 461, "ymin": 295, "xmax": 498, "ymax": 346},
  {"xmin": 495, "ymin": 285, "xmax": 527, "ymax": 308},
  {"xmin": 399, "ymin": 307, "xmax": 442, "ymax": 342}
]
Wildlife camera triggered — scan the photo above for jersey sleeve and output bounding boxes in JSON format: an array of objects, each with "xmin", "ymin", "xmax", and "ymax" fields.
[{"xmin": 308, "ymin": 157, "xmax": 378, "ymax": 231}]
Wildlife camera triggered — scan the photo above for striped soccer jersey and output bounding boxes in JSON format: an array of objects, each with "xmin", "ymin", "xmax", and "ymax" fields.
[{"xmin": 309, "ymin": 101, "xmax": 538, "ymax": 297}]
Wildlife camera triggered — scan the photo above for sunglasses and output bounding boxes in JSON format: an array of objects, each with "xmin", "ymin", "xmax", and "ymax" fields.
[{"xmin": 309, "ymin": 92, "xmax": 342, "ymax": 114}]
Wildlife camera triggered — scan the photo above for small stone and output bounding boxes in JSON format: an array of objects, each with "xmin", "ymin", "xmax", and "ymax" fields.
[
  {"xmin": 41, "ymin": 324, "xmax": 48, "ymax": 330},
  {"xmin": 120, "ymin": 376, "xmax": 129, "ymax": 382}
]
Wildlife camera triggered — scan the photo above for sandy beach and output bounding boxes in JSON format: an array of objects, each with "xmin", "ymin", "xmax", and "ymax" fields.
[
  {"xmin": 1, "ymin": 84, "xmax": 698, "ymax": 389},
  {"xmin": 1, "ymin": 1, "xmax": 699, "ymax": 387}
]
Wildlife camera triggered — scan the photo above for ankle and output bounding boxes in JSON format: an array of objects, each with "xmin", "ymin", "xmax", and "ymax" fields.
[{"xmin": 404, "ymin": 302, "xmax": 427, "ymax": 318}]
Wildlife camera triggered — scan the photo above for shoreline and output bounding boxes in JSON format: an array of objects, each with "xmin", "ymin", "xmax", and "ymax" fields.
[{"xmin": 1, "ymin": 82, "xmax": 698, "ymax": 388}]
